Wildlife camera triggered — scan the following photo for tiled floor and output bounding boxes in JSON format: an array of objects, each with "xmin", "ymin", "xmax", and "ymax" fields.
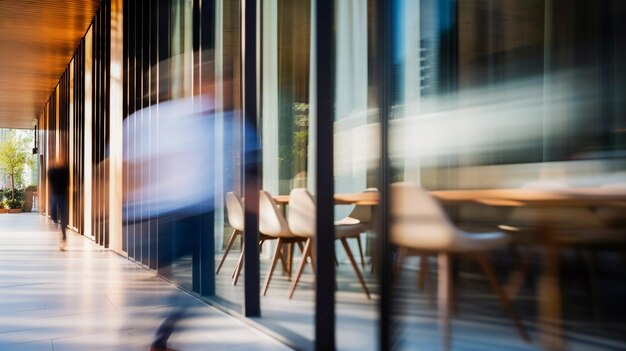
[{"xmin": 0, "ymin": 213, "xmax": 293, "ymax": 351}]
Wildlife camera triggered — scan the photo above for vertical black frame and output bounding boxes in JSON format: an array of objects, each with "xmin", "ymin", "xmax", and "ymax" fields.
[
  {"xmin": 377, "ymin": 0, "xmax": 392, "ymax": 350},
  {"xmin": 242, "ymin": 0, "xmax": 261, "ymax": 318},
  {"xmin": 315, "ymin": 0, "xmax": 335, "ymax": 350}
]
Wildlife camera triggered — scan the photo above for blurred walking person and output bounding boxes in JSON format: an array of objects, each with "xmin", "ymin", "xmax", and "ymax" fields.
[{"xmin": 48, "ymin": 159, "xmax": 69, "ymax": 251}]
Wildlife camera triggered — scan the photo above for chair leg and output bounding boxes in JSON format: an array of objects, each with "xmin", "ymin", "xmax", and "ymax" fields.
[
  {"xmin": 356, "ymin": 235, "xmax": 366, "ymax": 270},
  {"xmin": 232, "ymin": 245, "xmax": 245, "ymax": 285},
  {"xmin": 505, "ymin": 244, "xmax": 529, "ymax": 300},
  {"xmin": 232, "ymin": 244, "xmax": 243, "ymax": 279},
  {"xmin": 288, "ymin": 238, "xmax": 313, "ymax": 299},
  {"xmin": 475, "ymin": 253, "xmax": 530, "ymax": 342},
  {"xmin": 418, "ymin": 254, "xmax": 427, "ymax": 289},
  {"xmin": 279, "ymin": 242, "xmax": 289, "ymax": 275},
  {"xmin": 216, "ymin": 230, "xmax": 239, "ymax": 275},
  {"xmin": 287, "ymin": 242, "xmax": 295, "ymax": 281},
  {"xmin": 309, "ymin": 241, "xmax": 317, "ymax": 275},
  {"xmin": 277, "ymin": 244, "xmax": 288, "ymax": 274},
  {"xmin": 262, "ymin": 238, "xmax": 284, "ymax": 296},
  {"xmin": 340, "ymin": 238, "xmax": 371, "ymax": 299},
  {"xmin": 438, "ymin": 253, "xmax": 453, "ymax": 351},
  {"xmin": 419, "ymin": 255, "xmax": 436, "ymax": 308},
  {"xmin": 232, "ymin": 235, "xmax": 245, "ymax": 280}
]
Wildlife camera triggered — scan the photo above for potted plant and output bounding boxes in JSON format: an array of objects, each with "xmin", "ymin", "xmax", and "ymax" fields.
[
  {"xmin": 7, "ymin": 198, "xmax": 22, "ymax": 213},
  {"xmin": 0, "ymin": 196, "xmax": 7, "ymax": 214}
]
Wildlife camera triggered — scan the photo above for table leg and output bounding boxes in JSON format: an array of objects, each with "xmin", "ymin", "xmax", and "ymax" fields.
[{"xmin": 438, "ymin": 253, "xmax": 453, "ymax": 351}]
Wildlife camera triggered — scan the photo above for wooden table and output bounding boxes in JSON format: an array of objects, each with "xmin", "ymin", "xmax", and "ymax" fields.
[
  {"xmin": 273, "ymin": 192, "xmax": 379, "ymax": 206},
  {"xmin": 431, "ymin": 188, "xmax": 626, "ymax": 350},
  {"xmin": 275, "ymin": 188, "xmax": 626, "ymax": 350}
]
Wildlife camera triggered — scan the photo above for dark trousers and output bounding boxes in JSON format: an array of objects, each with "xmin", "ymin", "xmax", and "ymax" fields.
[
  {"xmin": 50, "ymin": 195, "xmax": 68, "ymax": 239},
  {"xmin": 151, "ymin": 212, "xmax": 214, "ymax": 348}
]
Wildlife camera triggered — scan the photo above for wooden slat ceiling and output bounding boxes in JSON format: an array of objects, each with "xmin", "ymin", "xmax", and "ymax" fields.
[{"xmin": 0, "ymin": 0, "xmax": 101, "ymax": 129}]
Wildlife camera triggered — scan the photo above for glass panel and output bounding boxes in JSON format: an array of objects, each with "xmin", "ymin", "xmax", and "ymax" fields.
[
  {"xmin": 212, "ymin": 0, "xmax": 245, "ymax": 309},
  {"xmin": 152, "ymin": 0, "xmax": 198, "ymax": 291},
  {"xmin": 389, "ymin": 0, "xmax": 626, "ymax": 349},
  {"xmin": 333, "ymin": 1, "xmax": 380, "ymax": 350},
  {"xmin": 258, "ymin": 0, "xmax": 315, "ymax": 348}
]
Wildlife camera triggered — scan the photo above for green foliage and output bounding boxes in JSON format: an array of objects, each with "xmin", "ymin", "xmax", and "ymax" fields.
[
  {"xmin": 6, "ymin": 198, "xmax": 22, "ymax": 210},
  {"xmin": 0, "ymin": 129, "xmax": 35, "ymax": 199},
  {"xmin": 0, "ymin": 188, "xmax": 25, "ymax": 209}
]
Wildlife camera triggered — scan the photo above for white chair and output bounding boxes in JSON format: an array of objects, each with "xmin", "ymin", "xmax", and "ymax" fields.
[
  {"xmin": 391, "ymin": 182, "xmax": 528, "ymax": 351},
  {"xmin": 215, "ymin": 192, "xmax": 244, "ymax": 275},
  {"xmin": 219, "ymin": 192, "xmax": 280, "ymax": 286},
  {"xmin": 287, "ymin": 188, "xmax": 371, "ymax": 299},
  {"xmin": 343, "ymin": 187, "xmax": 378, "ymax": 269},
  {"xmin": 259, "ymin": 190, "xmax": 307, "ymax": 295}
]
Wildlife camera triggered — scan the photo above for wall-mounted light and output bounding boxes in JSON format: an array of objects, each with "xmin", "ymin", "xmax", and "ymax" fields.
[{"xmin": 32, "ymin": 118, "xmax": 38, "ymax": 154}]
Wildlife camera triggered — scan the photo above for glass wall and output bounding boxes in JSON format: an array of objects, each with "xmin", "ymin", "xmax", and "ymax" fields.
[
  {"xmin": 389, "ymin": 0, "xmax": 626, "ymax": 350},
  {"xmin": 36, "ymin": 0, "xmax": 626, "ymax": 350},
  {"xmin": 333, "ymin": 1, "xmax": 380, "ymax": 350}
]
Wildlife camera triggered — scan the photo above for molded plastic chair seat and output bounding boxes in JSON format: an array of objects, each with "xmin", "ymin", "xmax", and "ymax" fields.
[
  {"xmin": 392, "ymin": 221, "xmax": 509, "ymax": 253},
  {"xmin": 335, "ymin": 223, "xmax": 366, "ymax": 239}
]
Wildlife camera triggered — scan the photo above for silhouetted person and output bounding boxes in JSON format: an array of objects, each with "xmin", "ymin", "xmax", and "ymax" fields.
[{"xmin": 48, "ymin": 159, "xmax": 69, "ymax": 251}]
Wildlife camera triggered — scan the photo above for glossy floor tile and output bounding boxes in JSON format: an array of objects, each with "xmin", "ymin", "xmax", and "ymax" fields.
[{"xmin": 0, "ymin": 213, "xmax": 293, "ymax": 351}]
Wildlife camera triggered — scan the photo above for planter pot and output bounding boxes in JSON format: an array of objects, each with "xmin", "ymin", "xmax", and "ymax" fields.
[
  {"xmin": 8, "ymin": 209, "xmax": 21, "ymax": 213},
  {"xmin": 0, "ymin": 208, "xmax": 7, "ymax": 214}
]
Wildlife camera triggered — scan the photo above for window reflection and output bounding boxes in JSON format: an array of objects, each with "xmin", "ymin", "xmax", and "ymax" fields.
[{"xmin": 390, "ymin": 0, "xmax": 626, "ymax": 349}]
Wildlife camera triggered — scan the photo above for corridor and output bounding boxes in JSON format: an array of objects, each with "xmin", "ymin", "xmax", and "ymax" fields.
[{"xmin": 0, "ymin": 213, "xmax": 292, "ymax": 351}]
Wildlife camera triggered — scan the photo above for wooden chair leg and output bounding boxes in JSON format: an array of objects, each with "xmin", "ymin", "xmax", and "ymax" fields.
[
  {"xmin": 232, "ymin": 244, "xmax": 243, "ymax": 279},
  {"xmin": 438, "ymin": 253, "xmax": 453, "ymax": 351},
  {"xmin": 231, "ymin": 235, "xmax": 245, "ymax": 280},
  {"xmin": 340, "ymin": 238, "xmax": 371, "ymax": 299},
  {"xmin": 356, "ymin": 235, "xmax": 366, "ymax": 270},
  {"xmin": 287, "ymin": 241, "xmax": 295, "ymax": 280},
  {"xmin": 309, "ymin": 241, "xmax": 317, "ymax": 275},
  {"xmin": 232, "ymin": 245, "xmax": 245, "ymax": 285},
  {"xmin": 279, "ymin": 241, "xmax": 289, "ymax": 275},
  {"xmin": 419, "ymin": 255, "xmax": 436, "ymax": 308},
  {"xmin": 216, "ymin": 230, "xmax": 239, "ymax": 274},
  {"xmin": 505, "ymin": 244, "xmax": 529, "ymax": 300},
  {"xmin": 262, "ymin": 238, "xmax": 283, "ymax": 296},
  {"xmin": 475, "ymin": 253, "xmax": 530, "ymax": 342},
  {"xmin": 288, "ymin": 238, "xmax": 313, "ymax": 299},
  {"xmin": 277, "ymin": 243, "xmax": 288, "ymax": 274},
  {"xmin": 418, "ymin": 254, "xmax": 427, "ymax": 289}
]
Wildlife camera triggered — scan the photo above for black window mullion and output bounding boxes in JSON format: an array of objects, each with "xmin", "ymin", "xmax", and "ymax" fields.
[
  {"xmin": 315, "ymin": 1, "xmax": 335, "ymax": 350},
  {"xmin": 242, "ymin": 0, "xmax": 260, "ymax": 318},
  {"xmin": 376, "ymin": 0, "xmax": 392, "ymax": 350}
]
